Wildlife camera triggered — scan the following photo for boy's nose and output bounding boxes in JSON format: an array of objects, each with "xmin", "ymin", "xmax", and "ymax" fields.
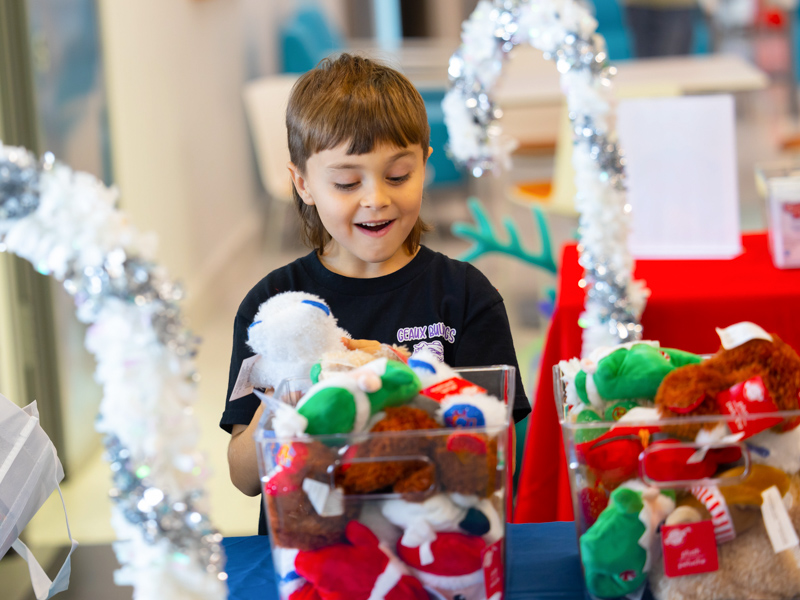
[{"xmin": 360, "ymin": 186, "xmax": 391, "ymax": 209}]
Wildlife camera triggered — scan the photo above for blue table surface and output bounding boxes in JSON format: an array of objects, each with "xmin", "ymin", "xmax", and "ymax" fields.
[{"xmin": 222, "ymin": 521, "xmax": 631, "ymax": 600}]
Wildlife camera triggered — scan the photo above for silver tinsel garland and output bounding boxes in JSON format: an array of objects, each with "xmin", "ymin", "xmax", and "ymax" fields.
[
  {"xmin": 0, "ymin": 147, "xmax": 42, "ymax": 226},
  {"xmin": 444, "ymin": 0, "xmax": 647, "ymax": 353},
  {"xmin": 0, "ymin": 142, "xmax": 226, "ymax": 598},
  {"xmin": 105, "ymin": 435, "xmax": 224, "ymax": 573}
]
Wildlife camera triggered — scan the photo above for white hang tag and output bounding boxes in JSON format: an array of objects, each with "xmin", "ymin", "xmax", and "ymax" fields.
[
  {"xmin": 302, "ymin": 478, "xmax": 344, "ymax": 517},
  {"xmin": 686, "ymin": 432, "xmax": 744, "ymax": 464},
  {"xmin": 229, "ymin": 355, "xmax": 261, "ymax": 401},
  {"xmin": 716, "ymin": 322, "xmax": 773, "ymax": 350},
  {"xmin": 761, "ymin": 485, "xmax": 800, "ymax": 554}
]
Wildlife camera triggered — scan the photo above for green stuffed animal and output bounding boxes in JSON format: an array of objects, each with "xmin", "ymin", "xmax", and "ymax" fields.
[
  {"xmin": 564, "ymin": 343, "xmax": 701, "ymax": 411},
  {"xmin": 580, "ymin": 482, "xmax": 675, "ymax": 599},
  {"xmin": 273, "ymin": 358, "xmax": 422, "ymax": 437}
]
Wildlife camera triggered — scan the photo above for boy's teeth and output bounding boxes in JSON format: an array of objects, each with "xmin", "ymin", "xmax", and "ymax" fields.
[{"xmin": 358, "ymin": 220, "xmax": 391, "ymax": 230}]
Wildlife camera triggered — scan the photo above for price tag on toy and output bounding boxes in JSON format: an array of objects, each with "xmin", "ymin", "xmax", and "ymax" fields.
[
  {"xmin": 481, "ymin": 539, "xmax": 504, "ymax": 600},
  {"xmin": 761, "ymin": 485, "xmax": 800, "ymax": 553},
  {"xmin": 661, "ymin": 521, "xmax": 719, "ymax": 577},
  {"xmin": 229, "ymin": 355, "xmax": 260, "ymax": 401},
  {"xmin": 716, "ymin": 322, "xmax": 773, "ymax": 350}
]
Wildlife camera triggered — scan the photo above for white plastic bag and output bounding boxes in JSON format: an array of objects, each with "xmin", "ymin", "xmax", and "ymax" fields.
[{"xmin": 0, "ymin": 394, "xmax": 77, "ymax": 599}]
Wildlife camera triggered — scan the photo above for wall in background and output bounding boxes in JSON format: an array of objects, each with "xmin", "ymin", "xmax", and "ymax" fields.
[{"xmin": 97, "ymin": 0, "xmax": 283, "ymax": 317}]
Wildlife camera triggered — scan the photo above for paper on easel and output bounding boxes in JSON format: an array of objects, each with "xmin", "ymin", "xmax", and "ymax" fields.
[{"xmin": 617, "ymin": 95, "xmax": 742, "ymax": 260}]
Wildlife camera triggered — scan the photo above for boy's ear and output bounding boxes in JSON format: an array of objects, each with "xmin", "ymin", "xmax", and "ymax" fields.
[
  {"xmin": 426, "ymin": 146, "xmax": 434, "ymax": 162},
  {"xmin": 287, "ymin": 162, "xmax": 314, "ymax": 205}
]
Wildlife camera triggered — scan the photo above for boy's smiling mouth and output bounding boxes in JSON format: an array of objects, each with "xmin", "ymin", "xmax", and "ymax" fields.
[{"xmin": 355, "ymin": 219, "xmax": 395, "ymax": 233}]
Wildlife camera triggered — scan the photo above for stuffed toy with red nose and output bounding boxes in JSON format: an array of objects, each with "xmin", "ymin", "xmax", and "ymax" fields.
[{"xmin": 655, "ymin": 323, "xmax": 800, "ymax": 440}]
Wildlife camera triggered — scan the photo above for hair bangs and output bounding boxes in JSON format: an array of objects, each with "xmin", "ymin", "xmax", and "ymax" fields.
[{"xmin": 300, "ymin": 87, "xmax": 428, "ymax": 159}]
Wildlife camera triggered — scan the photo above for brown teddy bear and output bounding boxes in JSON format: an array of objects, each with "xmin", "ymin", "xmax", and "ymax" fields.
[
  {"xmin": 335, "ymin": 406, "xmax": 503, "ymax": 500},
  {"xmin": 335, "ymin": 406, "xmax": 441, "ymax": 497},
  {"xmin": 263, "ymin": 439, "xmax": 360, "ymax": 550},
  {"xmin": 434, "ymin": 432, "xmax": 501, "ymax": 497},
  {"xmin": 655, "ymin": 334, "xmax": 800, "ymax": 440}
]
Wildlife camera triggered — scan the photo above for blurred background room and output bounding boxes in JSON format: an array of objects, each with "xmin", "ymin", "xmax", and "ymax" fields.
[{"xmin": 1, "ymin": 0, "xmax": 799, "ymax": 597}]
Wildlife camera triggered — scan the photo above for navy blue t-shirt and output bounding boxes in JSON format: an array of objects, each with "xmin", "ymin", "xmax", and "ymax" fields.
[{"xmin": 220, "ymin": 245, "xmax": 530, "ymax": 533}]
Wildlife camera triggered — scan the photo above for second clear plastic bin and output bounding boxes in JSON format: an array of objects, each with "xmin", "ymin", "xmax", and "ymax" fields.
[
  {"xmin": 555, "ymin": 365, "xmax": 800, "ymax": 600},
  {"xmin": 255, "ymin": 365, "xmax": 515, "ymax": 600}
]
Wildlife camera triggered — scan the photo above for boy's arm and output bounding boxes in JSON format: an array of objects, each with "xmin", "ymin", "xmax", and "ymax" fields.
[{"xmin": 227, "ymin": 402, "xmax": 265, "ymax": 497}]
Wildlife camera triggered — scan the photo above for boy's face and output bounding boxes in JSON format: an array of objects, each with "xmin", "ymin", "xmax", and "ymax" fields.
[{"xmin": 289, "ymin": 142, "xmax": 428, "ymax": 278}]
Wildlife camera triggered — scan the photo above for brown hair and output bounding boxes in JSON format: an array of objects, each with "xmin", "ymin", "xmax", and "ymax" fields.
[{"xmin": 287, "ymin": 53, "xmax": 432, "ymax": 254}]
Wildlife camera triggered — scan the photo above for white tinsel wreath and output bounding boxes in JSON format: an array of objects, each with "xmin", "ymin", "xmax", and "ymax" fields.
[
  {"xmin": 444, "ymin": 0, "xmax": 649, "ymax": 355},
  {"xmin": 0, "ymin": 143, "xmax": 227, "ymax": 599}
]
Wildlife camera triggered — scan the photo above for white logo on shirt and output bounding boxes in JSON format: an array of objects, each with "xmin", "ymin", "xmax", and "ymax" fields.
[{"xmin": 396, "ymin": 321, "xmax": 456, "ymax": 344}]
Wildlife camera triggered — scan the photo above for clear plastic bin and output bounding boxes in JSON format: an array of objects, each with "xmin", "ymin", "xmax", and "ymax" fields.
[
  {"xmin": 555, "ymin": 364, "xmax": 800, "ymax": 600},
  {"xmin": 755, "ymin": 161, "xmax": 800, "ymax": 269},
  {"xmin": 255, "ymin": 365, "xmax": 515, "ymax": 600}
]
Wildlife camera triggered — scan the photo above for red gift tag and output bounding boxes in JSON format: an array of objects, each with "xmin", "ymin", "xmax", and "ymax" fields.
[
  {"xmin": 481, "ymin": 538, "xmax": 504, "ymax": 599},
  {"xmin": 422, "ymin": 377, "xmax": 486, "ymax": 402},
  {"xmin": 661, "ymin": 521, "xmax": 719, "ymax": 578},
  {"xmin": 716, "ymin": 376, "xmax": 782, "ymax": 439}
]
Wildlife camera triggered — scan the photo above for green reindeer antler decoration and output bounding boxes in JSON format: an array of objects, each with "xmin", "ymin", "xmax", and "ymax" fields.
[{"xmin": 452, "ymin": 197, "xmax": 557, "ymax": 274}]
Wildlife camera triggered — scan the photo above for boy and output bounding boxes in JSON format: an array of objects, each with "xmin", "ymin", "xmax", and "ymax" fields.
[{"xmin": 221, "ymin": 54, "xmax": 529, "ymax": 534}]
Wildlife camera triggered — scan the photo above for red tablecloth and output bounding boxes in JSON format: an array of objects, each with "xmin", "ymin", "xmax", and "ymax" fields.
[{"xmin": 513, "ymin": 232, "xmax": 800, "ymax": 523}]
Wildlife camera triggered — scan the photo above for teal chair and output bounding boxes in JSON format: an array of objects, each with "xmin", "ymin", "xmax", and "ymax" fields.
[
  {"xmin": 591, "ymin": 0, "xmax": 710, "ymax": 59},
  {"xmin": 419, "ymin": 88, "xmax": 466, "ymax": 187},
  {"xmin": 593, "ymin": 0, "xmax": 633, "ymax": 60},
  {"xmin": 280, "ymin": 5, "xmax": 342, "ymax": 74}
]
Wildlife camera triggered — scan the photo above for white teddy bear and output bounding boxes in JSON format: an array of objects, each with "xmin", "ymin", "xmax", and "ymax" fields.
[{"xmin": 246, "ymin": 292, "xmax": 348, "ymax": 390}]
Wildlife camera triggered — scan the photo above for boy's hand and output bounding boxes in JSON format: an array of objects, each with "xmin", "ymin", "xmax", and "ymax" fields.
[
  {"xmin": 342, "ymin": 337, "xmax": 382, "ymax": 353},
  {"xmin": 228, "ymin": 401, "xmax": 266, "ymax": 496}
]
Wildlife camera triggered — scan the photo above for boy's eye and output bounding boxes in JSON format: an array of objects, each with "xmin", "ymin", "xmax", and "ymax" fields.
[
  {"xmin": 334, "ymin": 181, "xmax": 359, "ymax": 190},
  {"xmin": 387, "ymin": 173, "xmax": 411, "ymax": 184}
]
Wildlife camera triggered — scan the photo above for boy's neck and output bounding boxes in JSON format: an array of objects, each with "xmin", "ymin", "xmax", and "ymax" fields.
[{"xmin": 317, "ymin": 244, "xmax": 419, "ymax": 279}]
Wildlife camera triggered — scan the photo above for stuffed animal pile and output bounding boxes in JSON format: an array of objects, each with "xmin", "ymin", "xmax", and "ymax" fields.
[
  {"xmin": 557, "ymin": 322, "xmax": 800, "ymax": 600},
  {"xmin": 243, "ymin": 292, "xmax": 510, "ymax": 600}
]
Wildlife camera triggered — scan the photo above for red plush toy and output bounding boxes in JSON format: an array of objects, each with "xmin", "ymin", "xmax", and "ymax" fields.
[
  {"xmin": 396, "ymin": 531, "xmax": 488, "ymax": 600},
  {"xmin": 290, "ymin": 521, "xmax": 428, "ymax": 600}
]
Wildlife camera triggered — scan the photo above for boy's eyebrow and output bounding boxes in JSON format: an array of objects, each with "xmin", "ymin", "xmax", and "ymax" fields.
[{"xmin": 326, "ymin": 150, "xmax": 415, "ymax": 171}]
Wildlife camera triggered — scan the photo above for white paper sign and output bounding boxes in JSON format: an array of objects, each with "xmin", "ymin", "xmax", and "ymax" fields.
[{"xmin": 617, "ymin": 95, "xmax": 742, "ymax": 260}]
